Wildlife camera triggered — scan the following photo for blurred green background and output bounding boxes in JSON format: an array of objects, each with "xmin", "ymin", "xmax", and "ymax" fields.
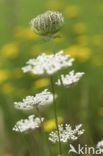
[{"xmin": 0, "ymin": 0, "xmax": 103, "ymax": 156}]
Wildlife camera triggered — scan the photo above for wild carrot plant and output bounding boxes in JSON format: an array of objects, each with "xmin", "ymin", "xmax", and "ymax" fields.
[{"xmin": 13, "ymin": 11, "xmax": 85, "ymax": 156}]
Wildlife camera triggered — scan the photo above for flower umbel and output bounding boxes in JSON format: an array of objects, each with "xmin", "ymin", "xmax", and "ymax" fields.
[
  {"xmin": 14, "ymin": 89, "xmax": 53, "ymax": 110},
  {"xmin": 97, "ymin": 140, "xmax": 103, "ymax": 153},
  {"xmin": 49, "ymin": 124, "xmax": 84, "ymax": 143},
  {"xmin": 13, "ymin": 115, "xmax": 44, "ymax": 132},
  {"xmin": 30, "ymin": 10, "xmax": 64, "ymax": 36},
  {"xmin": 22, "ymin": 51, "xmax": 74, "ymax": 75},
  {"xmin": 56, "ymin": 70, "xmax": 85, "ymax": 87}
]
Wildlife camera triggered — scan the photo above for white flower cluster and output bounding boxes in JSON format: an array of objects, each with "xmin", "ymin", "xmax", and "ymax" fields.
[
  {"xmin": 13, "ymin": 115, "xmax": 44, "ymax": 132},
  {"xmin": 97, "ymin": 140, "xmax": 103, "ymax": 153},
  {"xmin": 56, "ymin": 70, "xmax": 85, "ymax": 87},
  {"xmin": 22, "ymin": 51, "xmax": 74, "ymax": 75},
  {"xmin": 49, "ymin": 124, "xmax": 84, "ymax": 143},
  {"xmin": 14, "ymin": 89, "xmax": 53, "ymax": 110}
]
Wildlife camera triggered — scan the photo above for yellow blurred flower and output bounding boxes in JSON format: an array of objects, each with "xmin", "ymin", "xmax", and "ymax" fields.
[
  {"xmin": 45, "ymin": 0, "xmax": 63, "ymax": 10},
  {"xmin": 92, "ymin": 35, "xmax": 103, "ymax": 47},
  {"xmin": 73, "ymin": 23, "xmax": 87, "ymax": 34},
  {"xmin": 64, "ymin": 45, "xmax": 91, "ymax": 62},
  {"xmin": 34, "ymin": 78, "xmax": 50, "ymax": 89},
  {"xmin": 0, "ymin": 70, "xmax": 9, "ymax": 84},
  {"xmin": 64, "ymin": 5, "xmax": 80, "ymax": 18},
  {"xmin": 43, "ymin": 117, "xmax": 63, "ymax": 132},
  {"xmin": 77, "ymin": 35, "xmax": 89, "ymax": 46},
  {"xmin": 1, "ymin": 43, "xmax": 19, "ymax": 59},
  {"xmin": 2, "ymin": 83, "xmax": 14, "ymax": 94},
  {"xmin": 15, "ymin": 27, "xmax": 39, "ymax": 40}
]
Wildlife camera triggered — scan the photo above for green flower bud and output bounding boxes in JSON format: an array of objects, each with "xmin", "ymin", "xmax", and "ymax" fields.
[{"xmin": 30, "ymin": 10, "xmax": 64, "ymax": 36}]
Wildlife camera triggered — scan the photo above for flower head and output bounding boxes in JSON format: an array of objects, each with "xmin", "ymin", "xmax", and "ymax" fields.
[
  {"xmin": 49, "ymin": 124, "xmax": 84, "ymax": 143},
  {"xmin": 97, "ymin": 140, "xmax": 103, "ymax": 153},
  {"xmin": 56, "ymin": 70, "xmax": 85, "ymax": 87},
  {"xmin": 30, "ymin": 10, "xmax": 64, "ymax": 36},
  {"xmin": 14, "ymin": 89, "xmax": 53, "ymax": 110},
  {"xmin": 22, "ymin": 51, "xmax": 74, "ymax": 75},
  {"xmin": 13, "ymin": 115, "xmax": 44, "ymax": 133}
]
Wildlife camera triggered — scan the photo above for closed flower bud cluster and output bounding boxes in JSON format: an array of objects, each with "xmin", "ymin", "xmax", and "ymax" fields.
[{"xmin": 30, "ymin": 10, "xmax": 64, "ymax": 36}]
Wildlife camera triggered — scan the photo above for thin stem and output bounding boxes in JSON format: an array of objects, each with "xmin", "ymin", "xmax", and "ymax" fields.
[
  {"xmin": 36, "ymin": 106, "xmax": 43, "ymax": 126},
  {"xmin": 50, "ymin": 76, "xmax": 63, "ymax": 156},
  {"xmin": 36, "ymin": 106, "xmax": 52, "ymax": 156},
  {"xmin": 59, "ymin": 75, "xmax": 63, "ymax": 86},
  {"xmin": 51, "ymin": 39, "xmax": 56, "ymax": 54},
  {"xmin": 51, "ymin": 38, "xmax": 63, "ymax": 87}
]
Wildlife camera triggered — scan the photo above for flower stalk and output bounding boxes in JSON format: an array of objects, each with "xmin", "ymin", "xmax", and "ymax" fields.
[
  {"xmin": 36, "ymin": 106, "xmax": 52, "ymax": 156},
  {"xmin": 50, "ymin": 76, "xmax": 63, "ymax": 156}
]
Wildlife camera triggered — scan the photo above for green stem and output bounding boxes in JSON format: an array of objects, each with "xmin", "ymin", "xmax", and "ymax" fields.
[
  {"xmin": 36, "ymin": 106, "xmax": 52, "ymax": 156},
  {"xmin": 50, "ymin": 76, "xmax": 63, "ymax": 156},
  {"xmin": 36, "ymin": 106, "xmax": 43, "ymax": 126},
  {"xmin": 59, "ymin": 75, "xmax": 63, "ymax": 86},
  {"xmin": 51, "ymin": 38, "xmax": 63, "ymax": 87}
]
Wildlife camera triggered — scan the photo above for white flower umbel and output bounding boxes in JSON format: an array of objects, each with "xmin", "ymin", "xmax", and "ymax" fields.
[
  {"xmin": 56, "ymin": 70, "xmax": 85, "ymax": 87},
  {"xmin": 14, "ymin": 89, "xmax": 53, "ymax": 110},
  {"xmin": 49, "ymin": 124, "xmax": 84, "ymax": 143},
  {"xmin": 97, "ymin": 140, "xmax": 103, "ymax": 153},
  {"xmin": 22, "ymin": 51, "xmax": 74, "ymax": 75},
  {"xmin": 13, "ymin": 115, "xmax": 44, "ymax": 132}
]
